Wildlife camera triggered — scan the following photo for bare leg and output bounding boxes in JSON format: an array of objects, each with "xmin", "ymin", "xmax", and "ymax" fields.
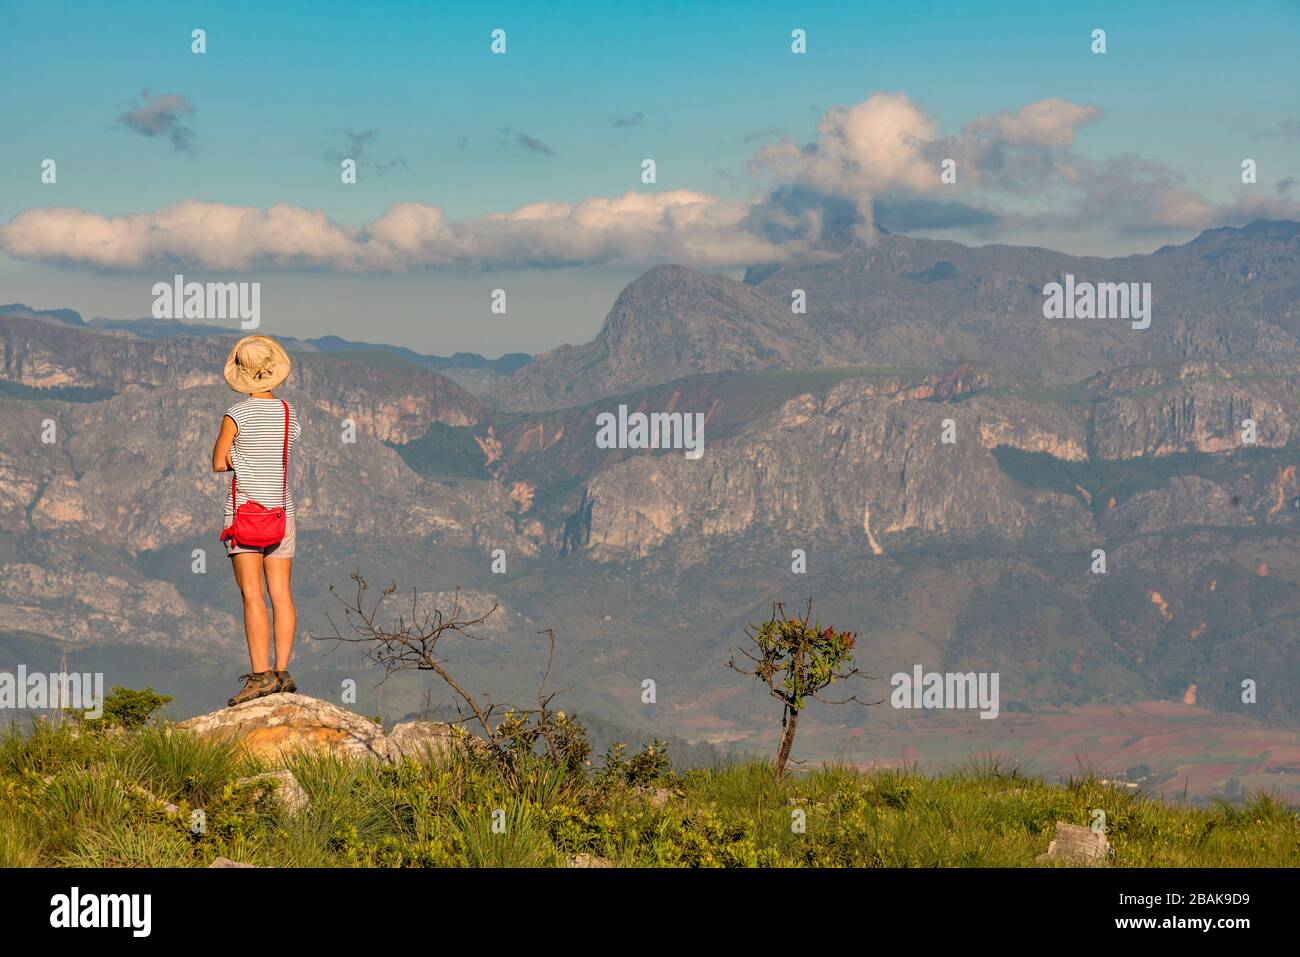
[
  {"xmin": 231, "ymin": 552, "xmax": 271, "ymax": 672},
  {"xmin": 264, "ymin": 557, "xmax": 296, "ymax": 670}
]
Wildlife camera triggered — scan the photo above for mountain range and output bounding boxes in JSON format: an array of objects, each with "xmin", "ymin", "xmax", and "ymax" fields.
[
  {"xmin": 1, "ymin": 219, "xmax": 1297, "ymax": 800},
  {"xmin": 494, "ymin": 220, "xmax": 1300, "ymax": 409}
]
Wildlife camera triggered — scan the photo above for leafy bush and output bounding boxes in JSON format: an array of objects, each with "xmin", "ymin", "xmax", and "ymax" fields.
[
  {"xmin": 598, "ymin": 740, "xmax": 673, "ymax": 787},
  {"xmin": 91, "ymin": 686, "xmax": 174, "ymax": 730}
]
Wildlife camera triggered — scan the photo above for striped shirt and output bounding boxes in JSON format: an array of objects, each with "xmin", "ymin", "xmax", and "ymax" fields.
[{"xmin": 225, "ymin": 397, "xmax": 301, "ymax": 521}]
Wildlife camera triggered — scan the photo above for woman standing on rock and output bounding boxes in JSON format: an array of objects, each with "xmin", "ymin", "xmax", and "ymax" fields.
[{"xmin": 211, "ymin": 335, "xmax": 302, "ymax": 707}]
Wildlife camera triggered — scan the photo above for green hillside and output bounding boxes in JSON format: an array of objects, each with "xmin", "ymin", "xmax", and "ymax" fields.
[{"xmin": 1, "ymin": 712, "xmax": 1294, "ymax": 868}]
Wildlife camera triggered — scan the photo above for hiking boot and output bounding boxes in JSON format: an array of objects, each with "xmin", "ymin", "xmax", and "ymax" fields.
[
  {"xmin": 273, "ymin": 670, "xmax": 297, "ymax": 694},
  {"xmin": 227, "ymin": 672, "xmax": 279, "ymax": 707}
]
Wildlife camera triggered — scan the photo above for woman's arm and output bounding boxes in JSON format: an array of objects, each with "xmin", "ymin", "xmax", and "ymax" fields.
[{"xmin": 212, "ymin": 414, "xmax": 237, "ymax": 472}]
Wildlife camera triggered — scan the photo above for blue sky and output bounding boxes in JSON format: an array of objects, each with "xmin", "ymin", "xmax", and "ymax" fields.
[{"xmin": 1, "ymin": 0, "xmax": 1297, "ymax": 354}]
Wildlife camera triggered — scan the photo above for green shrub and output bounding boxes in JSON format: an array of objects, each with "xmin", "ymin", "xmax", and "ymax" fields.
[
  {"xmin": 89, "ymin": 686, "xmax": 174, "ymax": 730},
  {"xmin": 598, "ymin": 739, "xmax": 673, "ymax": 788}
]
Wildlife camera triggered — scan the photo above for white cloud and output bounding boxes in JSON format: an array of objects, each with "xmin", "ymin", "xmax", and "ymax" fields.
[
  {"xmin": 962, "ymin": 98, "xmax": 1101, "ymax": 148},
  {"xmin": 0, "ymin": 192, "xmax": 803, "ymax": 272},
  {"xmin": 4, "ymin": 91, "xmax": 1295, "ymax": 272},
  {"xmin": 752, "ymin": 92, "xmax": 939, "ymax": 202},
  {"xmin": 750, "ymin": 93, "xmax": 1104, "ymax": 236}
]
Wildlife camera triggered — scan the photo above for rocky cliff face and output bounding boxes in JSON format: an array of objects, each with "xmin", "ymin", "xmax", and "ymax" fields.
[
  {"xmin": 0, "ymin": 561, "xmax": 238, "ymax": 650},
  {"xmin": 548, "ymin": 362, "xmax": 1298, "ymax": 560},
  {"xmin": 1087, "ymin": 362, "xmax": 1300, "ymax": 458},
  {"xmin": 571, "ymin": 375, "xmax": 1076, "ymax": 558},
  {"xmin": 3, "ymin": 385, "xmax": 525, "ymax": 552}
]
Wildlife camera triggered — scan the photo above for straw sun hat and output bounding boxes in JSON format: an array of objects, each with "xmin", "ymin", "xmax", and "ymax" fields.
[{"xmin": 223, "ymin": 335, "xmax": 291, "ymax": 394}]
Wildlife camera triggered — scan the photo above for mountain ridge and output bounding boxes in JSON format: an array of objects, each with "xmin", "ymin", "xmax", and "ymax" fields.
[
  {"xmin": 0, "ymin": 309, "xmax": 530, "ymax": 393},
  {"xmin": 493, "ymin": 219, "xmax": 1300, "ymax": 411}
]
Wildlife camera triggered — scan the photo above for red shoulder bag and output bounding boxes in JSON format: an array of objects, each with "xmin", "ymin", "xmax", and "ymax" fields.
[{"xmin": 220, "ymin": 399, "xmax": 289, "ymax": 549}]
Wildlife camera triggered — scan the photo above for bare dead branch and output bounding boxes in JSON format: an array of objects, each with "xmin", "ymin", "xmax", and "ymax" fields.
[{"xmin": 308, "ymin": 572, "xmax": 591, "ymax": 786}]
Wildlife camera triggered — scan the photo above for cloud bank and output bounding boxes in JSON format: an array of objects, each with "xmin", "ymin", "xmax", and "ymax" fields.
[
  {"xmin": 7, "ymin": 93, "xmax": 1298, "ymax": 272},
  {"xmin": 0, "ymin": 192, "xmax": 797, "ymax": 271}
]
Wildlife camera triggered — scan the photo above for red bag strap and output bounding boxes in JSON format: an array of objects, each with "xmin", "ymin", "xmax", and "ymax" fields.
[
  {"xmin": 281, "ymin": 399, "xmax": 289, "ymax": 509},
  {"xmin": 226, "ymin": 400, "xmax": 291, "ymax": 512}
]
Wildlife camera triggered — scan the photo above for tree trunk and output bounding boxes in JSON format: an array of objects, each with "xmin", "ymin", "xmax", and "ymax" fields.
[{"xmin": 775, "ymin": 708, "xmax": 799, "ymax": 778}]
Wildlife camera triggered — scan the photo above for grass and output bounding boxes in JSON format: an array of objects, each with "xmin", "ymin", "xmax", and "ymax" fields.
[{"xmin": 0, "ymin": 719, "xmax": 1295, "ymax": 868}]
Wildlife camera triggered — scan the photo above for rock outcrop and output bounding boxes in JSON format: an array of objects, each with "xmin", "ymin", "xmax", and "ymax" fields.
[
  {"xmin": 1038, "ymin": 822, "xmax": 1111, "ymax": 866},
  {"xmin": 178, "ymin": 693, "xmax": 470, "ymax": 765}
]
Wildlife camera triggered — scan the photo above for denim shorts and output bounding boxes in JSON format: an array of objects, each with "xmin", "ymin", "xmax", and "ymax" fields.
[{"xmin": 224, "ymin": 513, "xmax": 296, "ymax": 559}]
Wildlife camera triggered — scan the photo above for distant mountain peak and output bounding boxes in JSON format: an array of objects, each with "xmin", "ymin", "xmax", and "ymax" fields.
[
  {"xmin": 0, "ymin": 303, "xmax": 85, "ymax": 326},
  {"xmin": 1188, "ymin": 218, "xmax": 1300, "ymax": 245}
]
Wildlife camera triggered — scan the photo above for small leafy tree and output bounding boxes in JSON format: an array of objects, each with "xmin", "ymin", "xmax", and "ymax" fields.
[
  {"xmin": 729, "ymin": 600, "xmax": 875, "ymax": 778},
  {"xmin": 75, "ymin": 685, "xmax": 173, "ymax": 730}
]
